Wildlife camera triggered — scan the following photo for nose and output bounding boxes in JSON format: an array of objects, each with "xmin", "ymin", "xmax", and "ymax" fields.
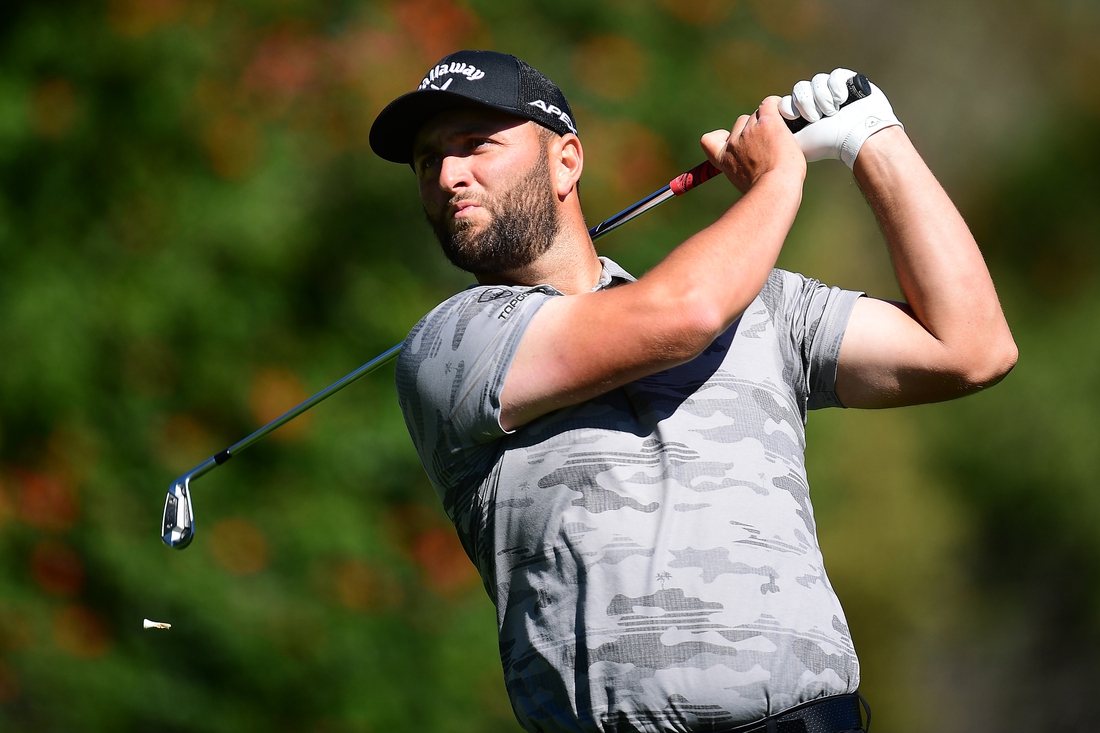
[{"xmin": 437, "ymin": 154, "xmax": 471, "ymax": 192}]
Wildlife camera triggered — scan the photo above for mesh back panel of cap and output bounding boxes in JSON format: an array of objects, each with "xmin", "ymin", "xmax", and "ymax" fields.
[{"xmin": 516, "ymin": 60, "xmax": 577, "ymax": 135}]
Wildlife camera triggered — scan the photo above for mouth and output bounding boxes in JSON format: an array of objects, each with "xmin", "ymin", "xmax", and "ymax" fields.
[{"xmin": 451, "ymin": 200, "xmax": 482, "ymax": 220}]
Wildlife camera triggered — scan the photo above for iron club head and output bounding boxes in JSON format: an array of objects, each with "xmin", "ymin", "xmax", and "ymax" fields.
[{"xmin": 162, "ymin": 476, "xmax": 195, "ymax": 549}]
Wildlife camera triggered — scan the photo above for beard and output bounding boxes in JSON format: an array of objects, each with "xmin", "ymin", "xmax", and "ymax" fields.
[{"xmin": 426, "ymin": 152, "xmax": 561, "ymax": 275}]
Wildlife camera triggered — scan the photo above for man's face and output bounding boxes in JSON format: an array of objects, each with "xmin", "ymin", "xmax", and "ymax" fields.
[{"xmin": 413, "ymin": 108, "xmax": 560, "ymax": 275}]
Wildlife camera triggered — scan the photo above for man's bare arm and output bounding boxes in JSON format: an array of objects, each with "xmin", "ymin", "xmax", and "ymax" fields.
[
  {"xmin": 835, "ymin": 126, "xmax": 1018, "ymax": 407},
  {"xmin": 500, "ymin": 98, "xmax": 806, "ymax": 430}
]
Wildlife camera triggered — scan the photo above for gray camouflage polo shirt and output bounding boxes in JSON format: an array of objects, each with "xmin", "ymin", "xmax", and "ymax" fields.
[{"xmin": 395, "ymin": 257, "xmax": 864, "ymax": 733}]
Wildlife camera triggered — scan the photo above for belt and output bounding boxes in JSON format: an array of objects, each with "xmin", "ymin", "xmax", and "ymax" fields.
[{"xmin": 720, "ymin": 692, "xmax": 870, "ymax": 733}]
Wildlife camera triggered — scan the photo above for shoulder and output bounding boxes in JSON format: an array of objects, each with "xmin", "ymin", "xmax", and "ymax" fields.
[
  {"xmin": 397, "ymin": 283, "xmax": 561, "ymax": 383},
  {"xmin": 754, "ymin": 268, "xmax": 809, "ymax": 318},
  {"xmin": 750, "ymin": 268, "xmax": 863, "ymax": 361},
  {"xmin": 403, "ymin": 284, "xmax": 561, "ymax": 348},
  {"xmin": 416, "ymin": 285, "xmax": 527, "ymax": 329},
  {"xmin": 767, "ymin": 267, "xmax": 817, "ymax": 294},
  {"xmin": 760, "ymin": 269, "xmax": 862, "ymax": 314}
]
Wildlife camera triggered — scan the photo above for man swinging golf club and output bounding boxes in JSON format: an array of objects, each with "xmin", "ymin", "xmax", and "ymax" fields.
[{"xmin": 369, "ymin": 50, "xmax": 1016, "ymax": 733}]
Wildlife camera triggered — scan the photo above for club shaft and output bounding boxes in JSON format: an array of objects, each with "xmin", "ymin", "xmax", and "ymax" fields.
[
  {"xmin": 163, "ymin": 81, "xmax": 880, "ymax": 549},
  {"xmin": 168, "ymin": 75, "xmax": 875, "ymax": 477},
  {"xmin": 587, "ymin": 186, "xmax": 676, "ymax": 240},
  {"xmin": 214, "ymin": 343, "xmax": 404, "ymax": 465},
  {"xmin": 165, "ymin": 159, "xmax": 721, "ymax": 501},
  {"xmin": 183, "ymin": 168, "xmax": 711, "ymax": 472},
  {"xmin": 162, "ymin": 158, "xmax": 726, "ymax": 551}
]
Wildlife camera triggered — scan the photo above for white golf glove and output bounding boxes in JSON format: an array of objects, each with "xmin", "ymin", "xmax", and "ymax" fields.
[{"xmin": 779, "ymin": 68, "xmax": 903, "ymax": 168}]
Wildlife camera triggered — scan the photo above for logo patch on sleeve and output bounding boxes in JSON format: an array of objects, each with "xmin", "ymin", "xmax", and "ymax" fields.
[{"xmin": 478, "ymin": 288, "xmax": 514, "ymax": 303}]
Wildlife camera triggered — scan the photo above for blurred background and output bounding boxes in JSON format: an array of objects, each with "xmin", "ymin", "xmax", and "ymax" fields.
[{"xmin": 0, "ymin": 0, "xmax": 1097, "ymax": 730}]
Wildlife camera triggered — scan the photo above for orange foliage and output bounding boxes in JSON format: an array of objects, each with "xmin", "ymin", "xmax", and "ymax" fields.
[
  {"xmin": 209, "ymin": 518, "xmax": 270, "ymax": 576},
  {"xmin": 659, "ymin": 0, "xmax": 736, "ymax": 26},
  {"xmin": 391, "ymin": 0, "xmax": 483, "ymax": 64},
  {"xmin": 614, "ymin": 125, "xmax": 675, "ymax": 199},
  {"xmin": 52, "ymin": 606, "xmax": 112, "ymax": 659},
  {"xmin": 201, "ymin": 112, "xmax": 262, "ymax": 180},
  {"xmin": 747, "ymin": 0, "xmax": 824, "ymax": 41},
  {"xmin": 123, "ymin": 337, "xmax": 177, "ymax": 397},
  {"xmin": 380, "ymin": 504, "xmax": 477, "ymax": 596},
  {"xmin": 0, "ymin": 476, "xmax": 13, "ymax": 530},
  {"xmin": 156, "ymin": 414, "xmax": 218, "ymax": 473},
  {"xmin": 16, "ymin": 470, "xmax": 78, "ymax": 533},
  {"xmin": 242, "ymin": 27, "xmax": 325, "ymax": 121},
  {"xmin": 245, "ymin": 29, "xmax": 321, "ymax": 97},
  {"xmin": 573, "ymin": 35, "xmax": 648, "ymax": 102},
  {"xmin": 580, "ymin": 115, "xmax": 675, "ymax": 203},
  {"xmin": 248, "ymin": 367, "xmax": 312, "ymax": 441},
  {"xmin": 333, "ymin": 559, "xmax": 404, "ymax": 611},
  {"xmin": 0, "ymin": 661, "xmax": 17, "ymax": 703},
  {"xmin": 193, "ymin": 19, "xmax": 436, "ymax": 158},
  {"xmin": 0, "ymin": 609, "xmax": 34, "ymax": 653},
  {"xmin": 709, "ymin": 39, "xmax": 803, "ymax": 107},
  {"xmin": 193, "ymin": 77, "xmax": 240, "ymax": 116},
  {"xmin": 1065, "ymin": 35, "xmax": 1100, "ymax": 116},
  {"xmin": 107, "ymin": 0, "xmax": 186, "ymax": 37},
  {"xmin": 381, "ymin": 503, "xmax": 437, "ymax": 555},
  {"xmin": 45, "ymin": 425, "xmax": 99, "ymax": 489},
  {"xmin": 31, "ymin": 541, "xmax": 84, "ymax": 597},
  {"xmin": 332, "ymin": 28, "xmax": 421, "ymax": 111},
  {"xmin": 30, "ymin": 79, "xmax": 77, "ymax": 140},
  {"xmin": 411, "ymin": 526, "xmax": 478, "ymax": 594},
  {"xmin": 324, "ymin": 27, "xmax": 428, "ymax": 143}
]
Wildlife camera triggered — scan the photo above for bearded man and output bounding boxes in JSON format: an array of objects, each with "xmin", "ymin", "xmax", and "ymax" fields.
[{"xmin": 368, "ymin": 50, "xmax": 1016, "ymax": 733}]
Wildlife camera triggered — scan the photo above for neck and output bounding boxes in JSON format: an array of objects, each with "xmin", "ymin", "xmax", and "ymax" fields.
[{"xmin": 476, "ymin": 216, "xmax": 601, "ymax": 294}]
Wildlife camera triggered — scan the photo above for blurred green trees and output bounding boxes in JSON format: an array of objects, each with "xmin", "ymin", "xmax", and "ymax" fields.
[{"xmin": 0, "ymin": 0, "xmax": 1097, "ymax": 731}]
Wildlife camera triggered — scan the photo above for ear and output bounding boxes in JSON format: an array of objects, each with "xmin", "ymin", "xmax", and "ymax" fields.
[{"xmin": 551, "ymin": 133, "xmax": 583, "ymax": 200}]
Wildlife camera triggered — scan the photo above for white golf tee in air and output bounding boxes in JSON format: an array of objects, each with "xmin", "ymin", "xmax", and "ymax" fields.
[{"xmin": 143, "ymin": 618, "xmax": 171, "ymax": 630}]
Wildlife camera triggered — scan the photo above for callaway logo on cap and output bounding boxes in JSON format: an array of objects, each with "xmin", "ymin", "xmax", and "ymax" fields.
[{"xmin": 369, "ymin": 50, "xmax": 578, "ymax": 165}]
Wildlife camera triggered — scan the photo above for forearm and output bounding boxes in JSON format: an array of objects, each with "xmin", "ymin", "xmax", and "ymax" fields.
[
  {"xmin": 637, "ymin": 166, "xmax": 804, "ymax": 343},
  {"xmin": 501, "ymin": 169, "xmax": 803, "ymax": 429},
  {"xmin": 501, "ymin": 97, "xmax": 809, "ymax": 429},
  {"xmin": 853, "ymin": 127, "xmax": 1016, "ymax": 378}
]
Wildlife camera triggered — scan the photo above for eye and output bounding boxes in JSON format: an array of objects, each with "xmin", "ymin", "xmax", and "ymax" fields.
[{"xmin": 415, "ymin": 153, "xmax": 441, "ymax": 175}]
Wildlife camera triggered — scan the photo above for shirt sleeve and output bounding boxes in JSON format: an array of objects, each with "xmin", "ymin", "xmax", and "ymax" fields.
[
  {"xmin": 395, "ymin": 284, "xmax": 559, "ymax": 496},
  {"xmin": 779, "ymin": 270, "xmax": 863, "ymax": 410}
]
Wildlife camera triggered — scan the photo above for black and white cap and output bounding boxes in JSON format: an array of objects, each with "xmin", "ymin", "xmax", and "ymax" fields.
[{"xmin": 369, "ymin": 50, "xmax": 578, "ymax": 164}]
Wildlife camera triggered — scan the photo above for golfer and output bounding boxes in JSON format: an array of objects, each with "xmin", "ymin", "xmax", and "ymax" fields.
[{"xmin": 369, "ymin": 50, "xmax": 1016, "ymax": 733}]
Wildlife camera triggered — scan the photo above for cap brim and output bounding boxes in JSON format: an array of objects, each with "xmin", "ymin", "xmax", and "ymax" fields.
[{"xmin": 369, "ymin": 90, "xmax": 530, "ymax": 165}]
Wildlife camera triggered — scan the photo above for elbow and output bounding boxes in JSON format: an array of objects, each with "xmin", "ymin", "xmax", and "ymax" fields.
[
  {"xmin": 961, "ymin": 335, "xmax": 1018, "ymax": 391},
  {"xmin": 985, "ymin": 337, "xmax": 1019, "ymax": 387},
  {"xmin": 656, "ymin": 286, "xmax": 730, "ymax": 363}
]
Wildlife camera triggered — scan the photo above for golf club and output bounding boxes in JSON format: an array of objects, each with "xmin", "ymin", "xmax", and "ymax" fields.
[
  {"xmin": 161, "ymin": 74, "xmax": 873, "ymax": 549},
  {"xmin": 159, "ymin": 163, "xmax": 713, "ymax": 550}
]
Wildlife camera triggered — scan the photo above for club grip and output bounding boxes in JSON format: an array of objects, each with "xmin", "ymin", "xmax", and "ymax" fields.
[
  {"xmin": 670, "ymin": 160, "xmax": 722, "ymax": 196},
  {"xmin": 784, "ymin": 73, "xmax": 871, "ymax": 133}
]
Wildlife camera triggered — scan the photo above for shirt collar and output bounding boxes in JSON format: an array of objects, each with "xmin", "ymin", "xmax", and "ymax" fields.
[{"xmin": 593, "ymin": 256, "xmax": 636, "ymax": 290}]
